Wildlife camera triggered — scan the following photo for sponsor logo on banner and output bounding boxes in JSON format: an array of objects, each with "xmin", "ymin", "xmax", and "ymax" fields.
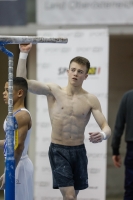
[
  {"xmin": 57, "ymin": 31, "xmax": 84, "ymax": 38},
  {"xmin": 87, "ymin": 153, "xmax": 106, "ymax": 160},
  {"xmin": 36, "ymin": 151, "xmax": 48, "ymax": 158},
  {"xmin": 35, "ymin": 181, "xmax": 50, "ymax": 187},
  {"xmin": 94, "ymin": 93, "xmax": 108, "ymax": 98},
  {"xmin": 76, "ymin": 47, "xmax": 103, "ymax": 53},
  {"xmin": 35, "ymin": 198, "xmax": 96, "ymax": 200},
  {"xmin": 44, "ymin": 47, "xmax": 71, "ymax": 54},
  {"xmin": 88, "ymin": 30, "xmax": 108, "ymax": 37},
  {"xmin": 88, "ymin": 168, "xmax": 101, "ymax": 174},
  {"xmin": 58, "ymin": 67, "xmax": 67, "ymax": 75},
  {"xmin": 57, "ymin": 67, "xmax": 68, "ymax": 80},
  {"xmin": 37, "ymin": 122, "xmax": 51, "ymax": 128},
  {"xmin": 57, "ymin": 66, "xmax": 101, "ymax": 76},
  {"xmin": 89, "ymin": 186, "xmax": 99, "ymax": 191},
  {"xmin": 89, "ymin": 186, "xmax": 98, "ymax": 190},
  {"xmin": 38, "ymin": 63, "xmax": 51, "ymax": 69},
  {"xmin": 88, "ymin": 67, "xmax": 101, "ymax": 75},
  {"xmin": 42, "ymin": 167, "xmax": 51, "ymax": 172},
  {"xmin": 57, "ymin": 66, "xmax": 101, "ymax": 78}
]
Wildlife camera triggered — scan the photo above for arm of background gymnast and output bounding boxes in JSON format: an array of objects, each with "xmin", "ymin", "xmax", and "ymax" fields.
[
  {"xmin": 0, "ymin": 140, "xmax": 5, "ymax": 149},
  {"xmin": 14, "ymin": 111, "xmax": 31, "ymax": 168},
  {"xmin": 111, "ymin": 94, "xmax": 126, "ymax": 168},
  {"xmin": 0, "ymin": 140, "xmax": 5, "ymax": 188}
]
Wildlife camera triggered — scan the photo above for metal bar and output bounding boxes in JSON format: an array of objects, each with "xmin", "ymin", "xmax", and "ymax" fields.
[{"xmin": 0, "ymin": 35, "xmax": 68, "ymax": 44}]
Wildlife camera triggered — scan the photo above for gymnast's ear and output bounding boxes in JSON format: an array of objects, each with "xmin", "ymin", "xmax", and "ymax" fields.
[
  {"xmin": 85, "ymin": 74, "xmax": 88, "ymax": 80},
  {"xmin": 17, "ymin": 89, "xmax": 23, "ymax": 97}
]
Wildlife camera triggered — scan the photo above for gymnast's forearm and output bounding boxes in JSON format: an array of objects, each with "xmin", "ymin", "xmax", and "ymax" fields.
[
  {"xmin": 0, "ymin": 140, "xmax": 5, "ymax": 149},
  {"xmin": 16, "ymin": 58, "xmax": 28, "ymax": 80}
]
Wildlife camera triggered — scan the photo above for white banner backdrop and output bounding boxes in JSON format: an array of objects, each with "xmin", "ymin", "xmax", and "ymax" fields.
[
  {"xmin": 36, "ymin": 0, "xmax": 133, "ymax": 25},
  {"xmin": 34, "ymin": 29, "xmax": 109, "ymax": 200}
]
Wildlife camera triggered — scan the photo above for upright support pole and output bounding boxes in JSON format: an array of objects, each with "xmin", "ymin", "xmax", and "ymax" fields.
[
  {"xmin": 0, "ymin": 45, "xmax": 16, "ymax": 200},
  {"xmin": 5, "ymin": 55, "xmax": 16, "ymax": 200}
]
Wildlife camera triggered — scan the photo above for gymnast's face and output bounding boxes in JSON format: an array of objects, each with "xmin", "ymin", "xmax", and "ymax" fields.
[
  {"xmin": 67, "ymin": 62, "xmax": 88, "ymax": 86},
  {"xmin": 3, "ymin": 82, "xmax": 20, "ymax": 104},
  {"xmin": 3, "ymin": 82, "xmax": 9, "ymax": 104}
]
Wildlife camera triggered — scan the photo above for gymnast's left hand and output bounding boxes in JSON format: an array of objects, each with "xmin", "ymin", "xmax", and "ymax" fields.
[
  {"xmin": 19, "ymin": 43, "xmax": 32, "ymax": 53},
  {"xmin": 89, "ymin": 132, "xmax": 103, "ymax": 143},
  {"xmin": 0, "ymin": 173, "xmax": 5, "ymax": 190}
]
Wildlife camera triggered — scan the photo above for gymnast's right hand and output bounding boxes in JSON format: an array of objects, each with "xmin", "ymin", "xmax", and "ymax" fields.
[
  {"xmin": 19, "ymin": 43, "xmax": 32, "ymax": 53},
  {"xmin": 0, "ymin": 173, "xmax": 5, "ymax": 190},
  {"xmin": 112, "ymin": 155, "xmax": 121, "ymax": 168}
]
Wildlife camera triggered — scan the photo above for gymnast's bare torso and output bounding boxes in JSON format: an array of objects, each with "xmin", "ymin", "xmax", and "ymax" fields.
[{"xmin": 47, "ymin": 85, "xmax": 92, "ymax": 146}]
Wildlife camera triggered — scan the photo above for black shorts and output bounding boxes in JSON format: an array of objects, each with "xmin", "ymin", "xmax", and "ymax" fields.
[{"xmin": 48, "ymin": 143, "xmax": 88, "ymax": 190}]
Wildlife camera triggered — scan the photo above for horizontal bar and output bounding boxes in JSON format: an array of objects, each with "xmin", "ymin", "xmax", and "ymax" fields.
[{"xmin": 0, "ymin": 36, "xmax": 68, "ymax": 44}]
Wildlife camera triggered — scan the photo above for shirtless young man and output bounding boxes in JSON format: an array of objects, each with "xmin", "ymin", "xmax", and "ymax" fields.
[
  {"xmin": 0, "ymin": 77, "xmax": 33, "ymax": 200},
  {"xmin": 17, "ymin": 43, "xmax": 111, "ymax": 200}
]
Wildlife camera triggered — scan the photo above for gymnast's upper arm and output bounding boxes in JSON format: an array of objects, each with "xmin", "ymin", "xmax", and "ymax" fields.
[
  {"xmin": 0, "ymin": 140, "xmax": 4, "ymax": 149},
  {"xmin": 27, "ymin": 79, "xmax": 55, "ymax": 96}
]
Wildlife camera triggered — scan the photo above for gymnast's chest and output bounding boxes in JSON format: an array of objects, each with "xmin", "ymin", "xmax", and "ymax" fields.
[{"xmin": 52, "ymin": 95, "xmax": 91, "ymax": 118}]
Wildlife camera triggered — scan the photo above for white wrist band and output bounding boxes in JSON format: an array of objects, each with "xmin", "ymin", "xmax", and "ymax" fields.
[
  {"xmin": 100, "ymin": 131, "xmax": 107, "ymax": 140},
  {"xmin": 19, "ymin": 52, "xmax": 28, "ymax": 60}
]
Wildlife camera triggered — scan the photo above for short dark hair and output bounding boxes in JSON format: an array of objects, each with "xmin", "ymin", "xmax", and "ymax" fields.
[
  {"xmin": 13, "ymin": 77, "xmax": 28, "ymax": 97},
  {"xmin": 69, "ymin": 56, "xmax": 90, "ymax": 73}
]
